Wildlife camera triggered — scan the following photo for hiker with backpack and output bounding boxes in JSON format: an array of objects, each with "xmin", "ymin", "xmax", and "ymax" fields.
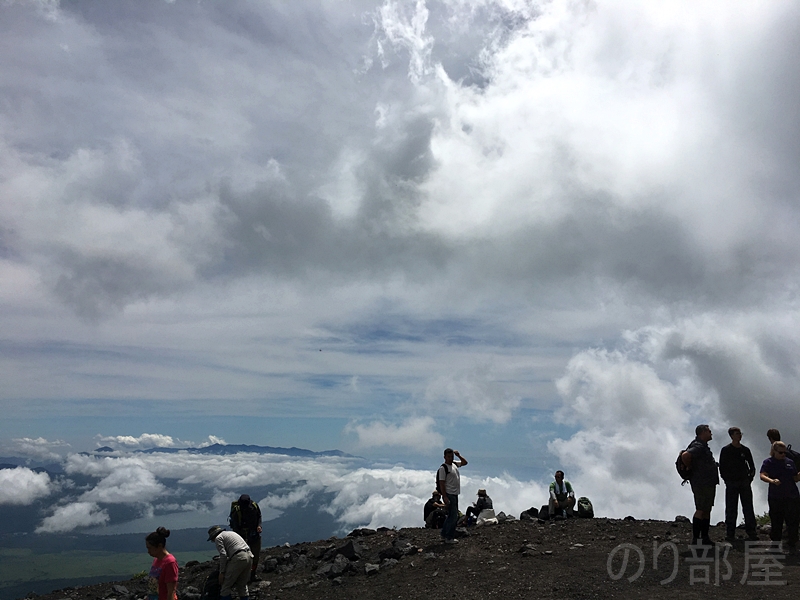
[
  {"xmin": 548, "ymin": 470, "xmax": 576, "ymax": 519},
  {"xmin": 207, "ymin": 525, "xmax": 254, "ymax": 600},
  {"xmin": 437, "ymin": 448, "xmax": 468, "ymax": 544},
  {"xmin": 229, "ymin": 494, "xmax": 262, "ymax": 582},
  {"xmin": 760, "ymin": 440, "xmax": 800, "ymax": 552},
  {"xmin": 767, "ymin": 429, "xmax": 800, "ymax": 464},
  {"xmin": 719, "ymin": 426, "xmax": 758, "ymax": 541},
  {"xmin": 680, "ymin": 424, "xmax": 720, "ymax": 546}
]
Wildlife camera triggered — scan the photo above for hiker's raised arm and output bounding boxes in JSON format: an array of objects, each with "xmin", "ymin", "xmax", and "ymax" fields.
[{"xmin": 454, "ymin": 450, "xmax": 467, "ymax": 467}]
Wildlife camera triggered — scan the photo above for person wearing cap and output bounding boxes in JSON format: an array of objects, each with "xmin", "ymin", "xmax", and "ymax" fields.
[
  {"xmin": 229, "ymin": 494, "xmax": 262, "ymax": 582},
  {"xmin": 424, "ymin": 490, "xmax": 447, "ymax": 529},
  {"xmin": 464, "ymin": 488, "xmax": 493, "ymax": 524},
  {"xmin": 207, "ymin": 525, "xmax": 253, "ymax": 600}
]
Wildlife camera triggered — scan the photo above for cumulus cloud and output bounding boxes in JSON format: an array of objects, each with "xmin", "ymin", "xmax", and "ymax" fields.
[
  {"xmin": 46, "ymin": 448, "xmax": 550, "ymax": 533},
  {"xmin": 95, "ymin": 433, "xmax": 185, "ymax": 449},
  {"xmin": 9, "ymin": 437, "xmax": 70, "ymax": 461},
  {"xmin": 424, "ymin": 364, "xmax": 521, "ymax": 423},
  {"xmin": 546, "ymin": 314, "xmax": 800, "ymax": 520},
  {"xmin": 0, "ymin": 467, "xmax": 53, "ymax": 505},
  {"xmin": 345, "ymin": 416, "xmax": 442, "ymax": 449},
  {"xmin": 4, "ymin": 0, "xmax": 800, "ymax": 526},
  {"xmin": 79, "ymin": 465, "xmax": 166, "ymax": 504},
  {"xmin": 36, "ymin": 501, "xmax": 110, "ymax": 533}
]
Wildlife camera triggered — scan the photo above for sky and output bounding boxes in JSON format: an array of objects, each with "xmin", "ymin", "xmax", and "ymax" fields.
[{"xmin": 3, "ymin": 0, "xmax": 800, "ymax": 525}]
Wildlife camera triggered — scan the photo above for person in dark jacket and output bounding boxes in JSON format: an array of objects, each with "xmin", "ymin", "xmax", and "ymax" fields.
[
  {"xmin": 719, "ymin": 427, "xmax": 757, "ymax": 541},
  {"xmin": 681, "ymin": 424, "xmax": 720, "ymax": 546},
  {"xmin": 229, "ymin": 495, "xmax": 262, "ymax": 582},
  {"xmin": 424, "ymin": 490, "xmax": 447, "ymax": 528},
  {"xmin": 465, "ymin": 488, "xmax": 493, "ymax": 524}
]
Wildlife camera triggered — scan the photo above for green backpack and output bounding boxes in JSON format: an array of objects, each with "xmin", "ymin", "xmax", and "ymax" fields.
[{"xmin": 577, "ymin": 496, "xmax": 594, "ymax": 518}]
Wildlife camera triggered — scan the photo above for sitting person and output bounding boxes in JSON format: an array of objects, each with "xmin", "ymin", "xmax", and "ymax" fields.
[
  {"xmin": 549, "ymin": 470, "xmax": 576, "ymax": 518},
  {"xmin": 424, "ymin": 490, "xmax": 447, "ymax": 529},
  {"xmin": 464, "ymin": 489, "xmax": 493, "ymax": 524}
]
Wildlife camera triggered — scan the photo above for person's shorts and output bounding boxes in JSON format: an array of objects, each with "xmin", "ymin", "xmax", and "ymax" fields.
[{"xmin": 691, "ymin": 484, "xmax": 716, "ymax": 512}]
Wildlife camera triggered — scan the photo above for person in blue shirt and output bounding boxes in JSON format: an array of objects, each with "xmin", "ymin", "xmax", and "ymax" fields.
[{"xmin": 760, "ymin": 441, "xmax": 800, "ymax": 552}]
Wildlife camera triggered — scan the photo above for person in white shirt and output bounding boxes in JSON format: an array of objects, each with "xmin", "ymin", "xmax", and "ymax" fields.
[{"xmin": 437, "ymin": 447, "xmax": 468, "ymax": 543}]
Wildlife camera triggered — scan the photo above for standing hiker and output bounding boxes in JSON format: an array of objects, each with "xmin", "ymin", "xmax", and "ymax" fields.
[
  {"xmin": 229, "ymin": 494, "xmax": 262, "ymax": 582},
  {"xmin": 145, "ymin": 527, "xmax": 178, "ymax": 600},
  {"xmin": 681, "ymin": 424, "xmax": 720, "ymax": 546},
  {"xmin": 719, "ymin": 426, "xmax": 757, "ymax": 541},
  {"xmin": 437, "ymin": 448, "xmax": 468, "ymax": 544}
]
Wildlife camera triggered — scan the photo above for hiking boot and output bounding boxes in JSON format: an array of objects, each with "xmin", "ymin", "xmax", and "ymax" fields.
[
  {"xmin": 701, "ymin": 538, "xmax": 716, "ymax": 547},
  {"xmin": 444, "ymin": 538, "xmax": 459, "ymax": 544},
  {"xmin": 746, "ymin": 532, "xmax": 759, "ymax": 541}
]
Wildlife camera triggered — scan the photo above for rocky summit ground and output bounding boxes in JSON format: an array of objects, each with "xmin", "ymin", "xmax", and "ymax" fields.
[{"xmin": 24, "ymin": 516, "xmax": 800, "ymax": 600}]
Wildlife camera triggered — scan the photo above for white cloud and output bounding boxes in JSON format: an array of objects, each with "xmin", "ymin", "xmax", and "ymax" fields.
[
  {"xmin": 9, "ymin": 437, "xmax": 70, "ymax": 461},
  {"xmin": 95, "ymin": 433, "xmax": 184, "ymax": 449},
  {"xmin": 545, "ymin": 315, "xmax": 800, "ymax": 520},
  {"xmin": 424, "ymin": 364, "xmax": 521, "ymax": 423},
  {"xmin": 0, "ymin": 467, "xmax": 53, "ymax": 505},
  {"xmin": 345, "ymin": 416, "xmax": 442, "ymax": 449},
  {"xmin": 80, "ymin": 465, "xmax": 166, "ymax": 504},
  {"xmin": 3, "ymin": 0, "xmax": 800, "ymax": 529},
  {"xmin": 36, "ymin": 501, "xmax": 110, "ymax": 533}
]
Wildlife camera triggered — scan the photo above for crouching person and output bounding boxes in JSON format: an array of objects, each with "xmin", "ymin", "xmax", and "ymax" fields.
[
  {"xmin": 424, "ymin": 491, "xmax": 447, "ymax": 529},
  {"xmin": 208, "ymin": 525, "xmax": 253, "ymax": 600},
  {"xmin": 549, "ymin": 470, "xmax": 576, "ymax": 519}
]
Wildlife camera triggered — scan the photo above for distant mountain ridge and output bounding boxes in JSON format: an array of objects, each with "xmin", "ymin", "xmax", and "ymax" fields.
[{"xmin": 134, "ymin": 443, "xmax": 360, "ymax": 459}]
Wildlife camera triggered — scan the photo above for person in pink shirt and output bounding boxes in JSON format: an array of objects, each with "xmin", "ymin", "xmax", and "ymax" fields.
[{"xmin": 146, "ymin": 527, "xmax": 179, "ymax": 600}]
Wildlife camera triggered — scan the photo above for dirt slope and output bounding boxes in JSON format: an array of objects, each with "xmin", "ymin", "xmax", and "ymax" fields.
[{"xmin": 24, "ymin": 517, "xmax": 800, "ymax": 600}]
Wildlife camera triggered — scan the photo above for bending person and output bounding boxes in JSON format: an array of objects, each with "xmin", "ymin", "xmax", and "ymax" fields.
[{"xmin": 207, "ymin": 525, "xmax": 254, "ymax": 600}]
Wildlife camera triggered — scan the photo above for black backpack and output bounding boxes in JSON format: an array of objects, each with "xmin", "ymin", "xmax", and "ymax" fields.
[
  {"xmin": 435, "ymin": 463, "xmax": 449, "ymax": 492},
  {"xmin": 200, "ymin": 567, "xmax": 220, "ymax": 600},
  {"xmin": 577, "ymin": 497, "xmax": 594, "ymax": 518},
  {"xmin": 676, "ymin": 446, "xmax": 692, "ymax": 485},
  {"xmin": 786, "ymin": 444, "xmax": 800, "ymax": 468}
]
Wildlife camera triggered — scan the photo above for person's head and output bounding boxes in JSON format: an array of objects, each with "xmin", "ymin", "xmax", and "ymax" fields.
[
  {"xmin": 238, "ymin": 494, "xmax": 251, "ymax": 507},
  {"xmin": 771, "ymin": 441, "xmax": 788, "ymax": 459},
  {"xmin": 477, "ymin": 488, "xmax": 487, "ymax": 497},
  {"xmin": 432, "ymin": 490, "xmax": 441, "ymax": 500},
  {"xmin": 145, "ymin": 527, "xmax": 170, "ymax": 557},
  {"xmin": 443, "ymin": 448, "xmax": 454, "ymax": 464},
  {"xmin": 554, "ymin": 470, "xmax": 565, "ymax": 483},
  {"xmin": 207, "ymin": 525, "xmax": 225, "ymax": 541},
  {"xmin": 695, "ymin": 424, "xmax": 712, "ymax": 441},
  {"xmin": 728, "ymin": 427, "xmax": 742, "ymax": 440},
  {"xmin": 767, "ymin": 429, "xmax": 781, "ymax": 443}
]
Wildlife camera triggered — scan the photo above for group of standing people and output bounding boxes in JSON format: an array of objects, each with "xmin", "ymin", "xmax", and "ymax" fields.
[
  {"xmin": 681, "ymin": 424, "xmax": 800, "ymax": 550},
  {"xmin": 144, "ymin": 493, "xmax": 263, "ymax": 600}
]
